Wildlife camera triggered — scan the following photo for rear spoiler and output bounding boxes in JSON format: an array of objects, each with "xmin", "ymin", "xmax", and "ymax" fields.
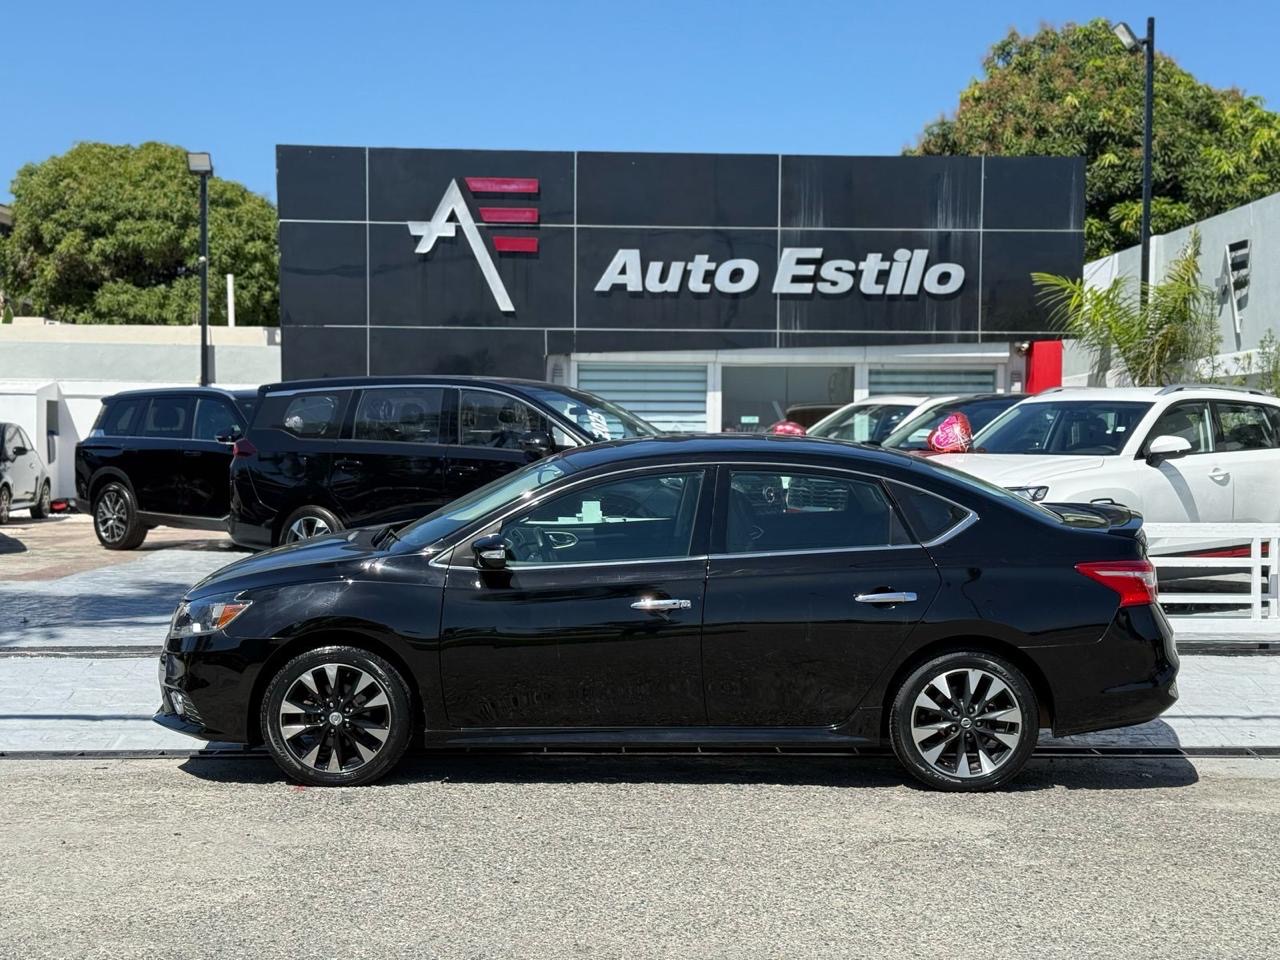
[{"xmin": 1046, "ymin": 501, "xmax": 1146, "ymax": 542}]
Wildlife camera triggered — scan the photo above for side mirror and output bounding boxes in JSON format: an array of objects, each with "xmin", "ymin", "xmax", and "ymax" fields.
[
  {"xmin": 1146, "ymin": 434, "xmax": 1192, "ymax": 465},
  {"xmin": 215, "ymin": 427, "xmax": 243, "ymax": 444},
  {"xmin": 471, "ymin": 533, "xmax": 509, "ymax": 570},
  {"xmin": 11, "ymin": 446, "xmax": 28, "ymax": 457},
  {"xmin": 521, "ymin": 431, "xmax": 554, "ymax": 458}
]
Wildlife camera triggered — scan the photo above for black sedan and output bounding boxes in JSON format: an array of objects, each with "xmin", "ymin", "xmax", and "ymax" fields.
[{"xmin": 157, "ymin": 435, "xmax": 1178, "ymax": 791}]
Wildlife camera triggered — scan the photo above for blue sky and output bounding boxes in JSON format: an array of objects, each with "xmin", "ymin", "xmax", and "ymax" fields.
[{"xmin": 5, "ymin": 0, "xmax": 1280, "ymax": 203}]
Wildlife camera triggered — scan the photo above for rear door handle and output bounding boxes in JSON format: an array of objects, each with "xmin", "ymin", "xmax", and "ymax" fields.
[
  {"xmin": 854, "ymin": 591, "xmax": 917, "ymax": 604},
  {"xmin": 631, "ymin": 598, "xmax": 692, "ymax": 612},
  {"xmin": 182, "ymin": 450, "xmax": 201, "ymax": 457}
]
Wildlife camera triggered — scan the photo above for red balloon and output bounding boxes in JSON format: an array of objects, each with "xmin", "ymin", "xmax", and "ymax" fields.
[{"xmin": 927, "ymin": 412, "xmax": 973, "ymax": 453}]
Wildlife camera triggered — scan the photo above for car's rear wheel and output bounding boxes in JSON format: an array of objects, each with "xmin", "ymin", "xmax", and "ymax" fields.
[
  {"xmin": 93, "ymin": 481, "xmax": 147, "ymax": 550},
  {"xmin": 889, "ymin": 650, "xmax": 1038, "ymax": 792},
  {"xmin": 30, "ymin": 480, "xmax": 52, "ymax": 519},
  {"xmin": 279, "ymin": 505, "xmax": 342, "ymax": 545},
  {"xmin": 261, "ymin": 646, "xmax": 412, "ymax": 787},
  {"xmin": 0, "ymin": 486, "xmax": 10, "ymax": 525}
]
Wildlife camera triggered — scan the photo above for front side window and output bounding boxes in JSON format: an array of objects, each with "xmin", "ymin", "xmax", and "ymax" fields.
[
  {"xmin": 1145, "ymin": 401, "xmax": 1212, "ymax": 455},
  {"xmin": 974, "ymin": 401, "xmax": 1152, "ymax": 456},
  {"xmin": 459, "ymin": 390, "xmax": 550, "ymax": 449},
  {"xmin": 263, "ymin": 392, "xmax": 344, "ymax": 440},
  {"xmin": 1214, "ymin": 401, "xmax": 1279, "ymax": 452},
  {"xmin": 724, "ymin": 470, "xmax": 910, "ymax": 553},
  {"xmin": 497, "ymin": 472, "xmax": 704, "ymax": 564},
  {"xmin": 1, "ymin": 426, "xmax": 15, "ymax": 459},
  {"xmin": 354, "ymin": 388, "xmax": 445, "ymax": 444},
  {"xmin": 140, "ymin": 397, "xmax": 194, "ymax": 439},
  {"xmin": 519, "ymin": 385, "xmax": 660, "ymax": 441},
  {"xmin": 194, "ymin": 398, "xmax": 242, "ymax": 442}
]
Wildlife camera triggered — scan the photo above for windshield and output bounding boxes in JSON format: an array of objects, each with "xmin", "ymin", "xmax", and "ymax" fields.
[
  {"xmin": 974, "ymin": 400, "xmax": 1153, "ymax": 456},
  {"xmin": 883, "ymin": 397, "xmax": 1022, "ymax": 451},
  {"xmin": 809, "ymin": 402, "xmax": 917, "ymax": 443},
  {"xmin": 395, "ymin": 458, "xmax": 576, "ymax": 549},
  {"xmin": 521, "ymin": 386, "xmax": 660, "ymax": 442}
]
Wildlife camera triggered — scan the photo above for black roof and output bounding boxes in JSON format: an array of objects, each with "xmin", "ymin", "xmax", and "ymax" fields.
[
  {"xmin": 552, "ymin": 432, "xmax": 936, "ymax": 477},
  {"xmin": 257, "ymin": 375, "xmax": 561, "ymax": 394}
]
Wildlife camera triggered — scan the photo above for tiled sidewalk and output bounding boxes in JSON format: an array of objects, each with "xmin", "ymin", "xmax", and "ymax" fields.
[{"xmin": 1, "ymin": 654, "xmax": 1276, "ymax": 753}]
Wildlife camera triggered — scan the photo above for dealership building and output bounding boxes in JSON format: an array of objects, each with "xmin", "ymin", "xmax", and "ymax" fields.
[{"xmin": 276, "ymin": 148, "xmax": 1083, "ymax": 431}]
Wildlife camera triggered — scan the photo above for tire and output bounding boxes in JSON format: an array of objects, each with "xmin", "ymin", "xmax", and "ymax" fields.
[
  {"xmin": 29, "ymin": 481, "xmax": 51, "ymax": 519},
  {"xmin": 261, "ymin": 645, "xmax": 413, "ymax": 787},
  {"xmin": 0, "ymin": 486, "xmax": 9, "ymax": 525},
  {"xmin": 92, "ymin": 481, "xmax": 147, "ymax": 550},
  {"xmin": 278, "ymin": 505, "xmax": 343, "ymax": 546},
  {"xmin": 889, "ymin": 650, "xmax": 1038, "ymax": 792}
]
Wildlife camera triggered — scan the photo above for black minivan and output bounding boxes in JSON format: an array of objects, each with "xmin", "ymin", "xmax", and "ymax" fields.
[{"xmin": 228, "ymin": 377, "xmax": 658, "ymax": 549}]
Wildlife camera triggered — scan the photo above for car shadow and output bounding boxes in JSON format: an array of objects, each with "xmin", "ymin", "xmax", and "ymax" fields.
[
  {"xmin": 0, "ymin": 533, "xmax": 28, "ymax": 555},
  {"xmin": 178, "ymin": 750, "xmax": 1200, "ymax": 792}
]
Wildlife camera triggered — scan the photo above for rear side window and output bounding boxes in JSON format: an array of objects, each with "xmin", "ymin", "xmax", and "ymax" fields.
[
  {"xmin": 1214, "ymin": 401, "xmax": 1279, "ymax": 451},
  {"xmin": 139, "ymin": 397, "xmax": 194, "ymax": 439},
  {"xmin": 260, "ymin": 392, "xmax": 344, "ymax": 439},
  {"xmin": 889, "ymin": 482, "xmax": 971, "ymax": 543},
  {"xmin": 95, "ymin": 398, "xmax": 143, "ymax": 437},
  {"xmin": 353, "ymin": 387, "xmax": 445, "ymax": 444},
  {"xmin": 724, "ymin": 470, "xmax": 910, "ymax": 553}
]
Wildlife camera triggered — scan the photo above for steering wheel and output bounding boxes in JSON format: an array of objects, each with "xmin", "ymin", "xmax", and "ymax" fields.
[{"xmin": 503, "ymin": 524, "xmax": 554, "ymax": 563}]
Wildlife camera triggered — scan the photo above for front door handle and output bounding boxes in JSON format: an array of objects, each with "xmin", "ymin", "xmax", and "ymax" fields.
[
  {"xmin": 854, "ymin": 591, "xmax": 918, "ymax": 604},
  {"xmin": 182, "ymin": 450, "xmax": 201, "ymax": 457},
  {"xmin": 1209, "ymin": 467, "xmax": 1230, "ymax": 481},
  {"xmin": 631, "ymin": 598, "xmax": 692, "ymax": 612}
]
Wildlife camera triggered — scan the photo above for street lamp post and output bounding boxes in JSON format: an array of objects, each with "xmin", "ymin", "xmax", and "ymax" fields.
[
  {"xmin": 1114, "ymin": 18, "xmax": 1155, "ymax": 305},
  {"xmin": 186, "ymin": 152, "xmax": 214, "ymax": 385}
]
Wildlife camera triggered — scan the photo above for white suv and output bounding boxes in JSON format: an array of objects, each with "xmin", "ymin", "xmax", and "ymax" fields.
[{"xmin": 931, "ymin": 386, "xmax": 1280, "ymax": 526}]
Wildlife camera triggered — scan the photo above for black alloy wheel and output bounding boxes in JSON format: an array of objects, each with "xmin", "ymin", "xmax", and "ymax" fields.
[
  {"xmin": 889, "ymin": 650, "xmax": 1038, "ymax": 792},
  {"xmin": 30, "ymin": 481, "xmax": 52, "ymax": 519},
  {"xmin": 261, "ymin": 646, "xmax": 412, "ymax": 787},
  {"xmin": 93, "ymin": 481, "xmax": 147, "ymax": 550},
  {"xmin": 280, "ymin": 505, "xmax": 343, "ymax": 546}
]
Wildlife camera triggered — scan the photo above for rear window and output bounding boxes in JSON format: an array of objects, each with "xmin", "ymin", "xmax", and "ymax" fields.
[
  {"xmin": 94, "ymin": 398, "xmax": 144, "ymax": 437},
  {"xmin": 259, "ymin": 392, "xmax": 346, "ymax": 440}
]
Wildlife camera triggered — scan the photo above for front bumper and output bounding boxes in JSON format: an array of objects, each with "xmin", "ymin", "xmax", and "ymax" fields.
[{"xmin": 155, "ymin": 635, "xmax": 264, "ymax": 744}]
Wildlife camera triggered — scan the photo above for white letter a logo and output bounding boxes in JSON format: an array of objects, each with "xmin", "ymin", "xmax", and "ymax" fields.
[{"xmin": 408, "ymin": 179, "xmax": 514, "ymax": 313}]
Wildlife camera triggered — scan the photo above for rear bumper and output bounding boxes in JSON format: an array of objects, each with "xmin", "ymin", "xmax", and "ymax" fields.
[{"xmin": 1040, "ymin": 604, "xmax": 1180, "ymax": 738}]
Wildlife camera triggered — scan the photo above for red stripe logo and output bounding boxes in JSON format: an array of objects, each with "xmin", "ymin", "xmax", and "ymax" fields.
[{"xmin": 465, "ymin": 177, "xmax": 539, "ymax": 194}]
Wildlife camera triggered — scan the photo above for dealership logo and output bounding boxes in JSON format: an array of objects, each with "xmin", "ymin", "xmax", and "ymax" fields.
[
  {"xmin": 408, "ymin": 177, "xmax": 540, "ymax": 313},
  {"xmin": 594, "ymin": 248, "xmax": 965, "ymax": 297}
]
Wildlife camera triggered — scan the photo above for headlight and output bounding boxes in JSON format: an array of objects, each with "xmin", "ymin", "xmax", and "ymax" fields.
[
  {"xmin": 170, "ymin": 594, "xmax": 252, "ymax": 637},
  {"xmin": 1007, "ymin": 485, "xmax": 1049, "ymax": 502}
]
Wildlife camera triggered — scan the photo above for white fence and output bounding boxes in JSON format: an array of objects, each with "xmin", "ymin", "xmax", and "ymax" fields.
[{"xmin": 1146, "ymin": 523, "xmax": 1280, "ymax": 638}]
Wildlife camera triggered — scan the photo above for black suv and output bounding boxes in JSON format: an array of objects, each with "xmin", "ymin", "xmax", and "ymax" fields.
[
  {"xmin": 75, "ymin": 387, "xmax": 258, "ymax": 549},
  {"xmin": 228, "ymin": 377, "xmax": 658, "ymax": 549}
]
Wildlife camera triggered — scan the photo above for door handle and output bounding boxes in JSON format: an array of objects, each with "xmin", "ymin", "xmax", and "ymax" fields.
[
  {"xmin": 854, "ymin": 591, "xmax": 917, "ymax": 604},
  {"xmin": 631, "ymin": 598, "xmax": 692, "ymax": 612},
  {"xmin": 182, "ymin": 450, "xmax": 201, "ymax": 457},
  {"xmin": 1209, "ymin": 467, "xmax": 1230, "ymax": 481},
  {"xmin": 334, "ymin": 458, "xmax": 363, "ymax": 471}
]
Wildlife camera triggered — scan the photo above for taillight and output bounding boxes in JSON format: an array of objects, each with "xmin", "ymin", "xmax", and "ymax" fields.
[
  {"xmin": 232, "ymin": 438, "xmax": 257, "ymax": 459},
  {"xmin": 1074, "ymin": 560, "xmax": 1158, "ymax": 607}
]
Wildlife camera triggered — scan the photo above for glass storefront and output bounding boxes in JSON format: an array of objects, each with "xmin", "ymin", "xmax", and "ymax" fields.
[{"xmin": 720, "ymin": 366, "xmax": 858, "ymax": 433}]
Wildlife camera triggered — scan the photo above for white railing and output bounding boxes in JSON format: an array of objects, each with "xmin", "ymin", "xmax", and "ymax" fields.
[{"xmin": 1146, "ymin": 523, "xmax": 1280, "ymax": 637}]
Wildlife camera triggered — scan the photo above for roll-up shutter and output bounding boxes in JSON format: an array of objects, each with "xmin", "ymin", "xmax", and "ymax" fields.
[
  {"xmin": 576, "ymin": 363, "xmax": 708, "ymax": 433},
  {"xmin": 869, "ymin": 368, "xmax": 997, "ymax": 396}
]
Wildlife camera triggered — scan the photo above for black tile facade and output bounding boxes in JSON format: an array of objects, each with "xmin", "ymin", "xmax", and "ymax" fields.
[{"xmin": 277, "ymin": 147, "xmax": 1085, "ymax": 377}]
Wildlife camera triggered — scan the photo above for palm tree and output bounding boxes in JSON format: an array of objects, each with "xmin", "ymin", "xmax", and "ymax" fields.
[{"xmin": 1032, "ymin": 230, "xmax": 1221, "ymax": 386}]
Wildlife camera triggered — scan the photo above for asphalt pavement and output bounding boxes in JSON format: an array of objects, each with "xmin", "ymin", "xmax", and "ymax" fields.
[{"xmin": 1, "ymin": 754, "xmax": 1277, "ymax": 959}]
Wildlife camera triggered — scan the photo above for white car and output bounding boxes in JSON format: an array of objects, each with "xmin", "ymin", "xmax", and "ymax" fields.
[
  {"xmin": 932, "ymin": 386, "xmax": 1280, "ymax": 528},
  {"xmin": 805, "ymin": 395, "xmax": 928, "ymax": 444}
]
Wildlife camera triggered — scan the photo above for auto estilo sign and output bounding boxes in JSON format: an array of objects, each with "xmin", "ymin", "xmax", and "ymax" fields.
[{"xmin": 275, "ymin": 147, "xmax": 1084, "ymax": 379}]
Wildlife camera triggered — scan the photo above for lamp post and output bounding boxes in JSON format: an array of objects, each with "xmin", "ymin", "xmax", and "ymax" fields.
[
  {"xmin": 186, "ymin": 151, "xmax": 214, "ymax": 385},
  {"xmin": 1114, "ymin": 18, "xmax": 1155, "ymax": 305}
]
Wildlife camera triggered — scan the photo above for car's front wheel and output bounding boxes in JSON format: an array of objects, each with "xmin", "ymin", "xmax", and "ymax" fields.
[
  {"xmin": 889, "ymin": 650, "xmax": 1038, "ymax": 792},
  {"xmin": 261, "ymin": 646, "xmax": 412, "ymax": 787},
  {"xmin": 30, "ymin": 480, "xmax": 52, "ymax": 519}
]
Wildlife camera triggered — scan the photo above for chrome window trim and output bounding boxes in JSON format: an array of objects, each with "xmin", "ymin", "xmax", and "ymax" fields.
[
  {"xmin": 881, "ymin": 476, "xmax": 980, "ymax": 548},
  {"xmin": 428, "ymin": 463, "xmax": 711, "ymax": 568},
  {"xmin": 709, "ymin": 544, "xmax": 924, "ymax": 561},
  {"xmin": 503, "ymin": 554, "xmax": 709, "ymax": 572}
]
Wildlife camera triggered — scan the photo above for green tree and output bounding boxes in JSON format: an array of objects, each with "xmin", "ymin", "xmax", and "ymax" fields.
[
  {"xmin": 912, "ymin": 19, "xmax": 1280, "ymax": 259},
  {"xmin": 1032, "ymin": 231, "xmax": 1220, "ymax": 386},
  {"xmin": 0, "ymin": 142, "xmax": 278, "ymax": 325}
]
